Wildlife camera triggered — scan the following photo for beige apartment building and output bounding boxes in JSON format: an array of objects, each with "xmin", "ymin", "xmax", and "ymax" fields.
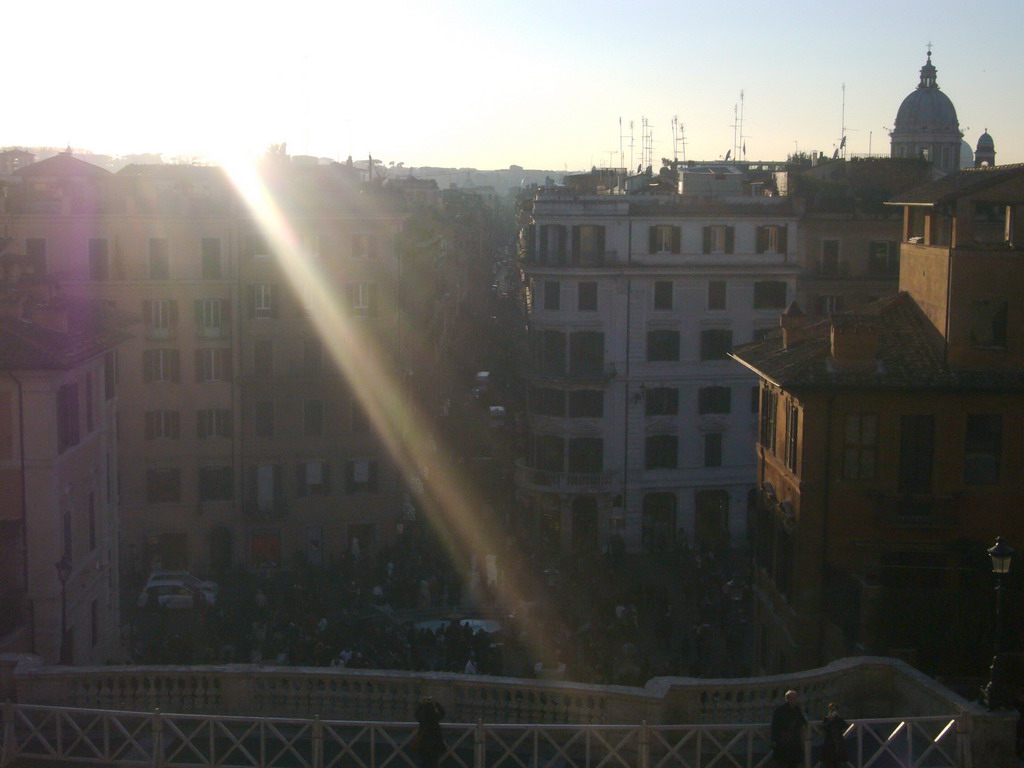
[{"xmin": 0, "ymin": 151, "xmax": 409, "ymax": 578}]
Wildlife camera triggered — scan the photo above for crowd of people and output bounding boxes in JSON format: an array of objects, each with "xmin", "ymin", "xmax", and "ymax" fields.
[{"xmin": 130, "ymin": 526, "xmax": 752, "ymax": 686}]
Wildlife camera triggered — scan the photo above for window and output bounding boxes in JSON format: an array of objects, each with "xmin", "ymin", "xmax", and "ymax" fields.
[
  {"xmin": 530, "ymin": 387, "xmax": 565, "ymax": 417},
  {"xmin": 649, "ymin": 225, "xmax": 681, "ymax": 254},
  {"xmin": 198, "ymin": 466, "xmax": 234, "ymax": 502},
  {"xmin": 760, "ymin": 387, "xmax": 778, "ymax": 452},
  {"xmin": 568, "ymin": 437, "xmax": 603, "ymax": 473},
  {"xmin": 820, "ymin": 295, "xmax": 844, "ymax": 314},
  {"xmin": 544, "ymin": 281, "xmax": 561, "ymax": 310},
  {"xmin": 197, "ymin": 408, "xmax": 232, "ymax": 438},
  {"xmin": 252, "ymin": 283, "xmax": 277, "ymax": 319},
  {"xmin": 196, "ymin": 298, "xmax": 229, "ymax": 337},
  {"xmin": 821, "ymin": 239, "xmax": 840, "ymax": 275},
  {"xmin": 347, "ymin": 283, "xmax": 378, "ymax": 316},
  {"xmin": 698, "ymin": 386, "xmax": 731, "ymax": 414},
  {"xmin": 248, "ymin": 235, "xmax": 272, "ymax": 259},
  {"xmin": 201, "ymin": 238, "xmax": 222, "ymax": 279},
  {"xmin": 142, "ymin": 349, "xmax": 180, "ymax": 382},
  {"xmin": 535, "ymin": 435, "xmax": 564, "ymax": 471},
  {"xmin": 254, "ymin": 401, "xmax": 275, "ymax": 437},
  {"xmin": 702, "ymin": 225, "xmax": 734, "ymax": 254},
  {"xmin": 568, "ymin": 331, "xmax": 604, "ymax": 375},
  {"xmin": 88, "ymin": 239, "xmax": 109, "ymax": 280},
  {"xmin": 899, "ymin": 415, "xmax": 935, "ymax": 494},
  {"xmin": 85, "ymin": 373, "xmax": 94, "ymax": 432},
  {"xmin": 784, "ymin": 401, "xmax": 800, "ymax": 472},
  {"xmin": 530, "ymin": 329, "xmax": 566, "ymax": 375},
  {"xmin": 87, "ymin": 493, "xmax": 96, "ymax": 550},
  {"xmin": 708, "ymin": 281, "xmax": 726, "ymax": 310},
  {"xmin": 843, "ymin": 413, "xmax": 877, "ymax": 480},
  {"xmin": 868, "ymin": 240, "xmax": 898, "ymax": 276},
  {"xmin": 144, "ymin": 410, "xmax": 180, "ymax": 440},
  {"xmin": 645, "ymin": 387, "xmax": 678, "ymax": 416},
  {"xmin": 700, "ymin": 329, "xmax": 733, "ymax": 360},
  {"xmin": 753, "ymin": 281, "xmax": 787, "ymax": 310},
  {"xmin": 346, "ymin": 459, "xmax": 378, "ymax": 492},
  {"xmin": 149, "ymin": 238, "xmax": 170, "ymax": 279},
  {"xmin": 568, "ymin": 390, "xmax": 603, "ymax": 417},
  {"xmin": 704, "ymin": 432, "xmax": 723, "ymax": 467},
  {"xmin": 297, "ymin": 461, "xmax": 332, "ymax": 496},
  {"xmin": 301, "ymin": 232, "xmax": 322, "ymax": 259},
  {"xmin": 251, "ymin": 463, "xmax": 284, "ymax": 515},
  {"xmin": 304, "ymin": 400, "xmax": 324, "ymax": 436},
  {"xmin": 538, "ymin": 224, "xmax": 567, "ymax": 265},
  {"xmin": 57, "ymin": 382, "xmax": 80, "ymax": 453},
  {"xmin": 965, "ymin": 414, "xmax": 1002, "ymax": 485},
  {"xmin": 571, "ymin": 224, "xmax": 606, "ymax": 263},
  {"xmin": 578, "ymin": 282, "xmax": 597, "ymax": 311},
  {"xmin": 646, "ymin": 434, "xmax": 678, "ymax": 469},
  {"xmin": 143, "ymin": 299, "xmax": 177, "ymax": 338},
  {"xmin": 970, "ymin": 300, "xmax": 1008, "ymax": 349},
  {"xmin": 351, "ymin": 399, "xmax": 369, "ymax": 433},
  {"xmin": 654, "ymin": 281, "xmax": 673, "ymax": 311},
  {"xmin": 26, "ymin": 238, "xmax": 46, "ymax": 272},
  {"xmin": 647, "ymin": 330, "xmax": 680, "ymax": 362},
  {"xmin": 195, "ymin": 348, "xmax": 232, "ymax": 382},
  {"xmin": 352, "ymin": 233, "xmax": 377, "ymax": 259},
  {"xmin": 253, "ymin": 339, "xmax": 273, "ymax": 377},
  {"xmin": 303, "ymin": 339, "xmax": 322, "ymax": 377},
  {"xmin": 146, "ymin": 468, "xmax": 181, "ymax": 503},
  {"xmin": 756, "ymin": 225, "xmax": 787, "ymax": 254},
  {"xmin": 104, "ymin": 351, "xmax": 117, "ymax": 400}
]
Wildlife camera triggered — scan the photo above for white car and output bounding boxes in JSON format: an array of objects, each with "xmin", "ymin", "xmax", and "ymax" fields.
[{"xmin": 138, "ymin": 571, "xmax": 218, "ymax": 609}]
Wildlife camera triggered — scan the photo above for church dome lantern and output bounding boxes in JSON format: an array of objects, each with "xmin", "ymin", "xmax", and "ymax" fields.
[{"xmin": 890, "ymin": 50, "xmax": 964, "ymax": 174}]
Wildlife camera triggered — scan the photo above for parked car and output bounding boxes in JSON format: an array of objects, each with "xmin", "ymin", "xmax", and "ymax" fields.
[{"xmin": 138, "ymin": 571, "xmax": 218, "ymax": 609}]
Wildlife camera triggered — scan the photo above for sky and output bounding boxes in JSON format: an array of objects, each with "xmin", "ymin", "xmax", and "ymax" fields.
[{"xmin": 8, "ymin": 0, "xmax": 1023, "ymax": 171}]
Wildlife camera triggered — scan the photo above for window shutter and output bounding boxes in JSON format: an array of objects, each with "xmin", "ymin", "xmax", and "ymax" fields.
[
  {"xmin": 144, "ymin": 412, "xmax": 154, "ymax": 439},
  {"xmin": 322, "ymin": 462, "xmax": 332, "ymax": 493},
  {"xmin": 169, "ymin": 300, "xmax": 178, "ymax": 327},
  {"xmin": 571, "ymin": 226, "xmax": 581, "ymax": 258},
  {"xmin": 557, "ymin": 226, "xmax": 567, "ymax": 260},
  {"xmin": 702, "ymin": 227, "xmax": 712, "ymax": 254},
  {"xmin": 248, "ymin": 285, "xmax": 256, "ymax": 319},
  {"xmin": 296, "ymin": 463, "xmax": 306, "ymax": 497},
  {"xmin": 725, "ymin": 227, "xmax": 735, "ymax": 254},
  {"xmin": 756, "ymin": 227, "xmax": 767, "ymax": 254},
  {"xmin": 143, "ymin": 350, "xmax": 154, "ymax": 382},
  {"xmin": 368, "ymin": 284, "xmax": 378, "ymax": 317},
  {"xmin": 369, "ymin": 234, "xmax": 378, "ymax": 260},
  {"xmin": 596, "ymin": 226, "xmax": 606, "ymax": 255},
  {"xmin": 778, "ymin": 226, "xmax": 788, "ymax": 254},
  {"xmin": 197, "ymin": 411, "xmax": 208, "ymax": 439},
  {"xmin": 223, "ymin": 350, "xmax": 233, "ymax": 382},
  {"xmin": 194, "ymin": 299, "xmax": 203, "ymax": 325},
  {"xmin": 224, "ymin": 411, "xmax": 233, "ymax": 437},
  {"xmin": 671, "ymin": 226, "xmax": 681, "ymax": 254},
  {"xmin": 270, "ymin": 285, "xmax": 280, "ymax": 318},
  {"xmin": 169, "ymin": 350, "xmax": 180, "ymax": 382},
  {"xmin": 648, "ymin": 226, "xmax": 657, "ymax": 254},
  {"xmin": 345, "ymin": 461, "xmax": 355, "ymax": 492},
  {"xmin": 195, "ymin": 350, "xmax": 204, "ymax": 382}
]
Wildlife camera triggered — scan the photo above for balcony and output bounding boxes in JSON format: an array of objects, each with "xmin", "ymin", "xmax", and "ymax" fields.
[
  {"xmin": 523, "ymin": 250, "xmax": 617, "ymax": 269},
  {"xmin": 515, "ymin": 460, "xmax": 617, "ymax": 492},
  {"xmin": 523, "ymin": 363, "xmax": 616, "ymax": 385}
]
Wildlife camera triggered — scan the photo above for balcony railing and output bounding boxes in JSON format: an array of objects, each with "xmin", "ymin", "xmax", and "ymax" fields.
[
  {"xmin": 523, "ymin": 363, "xmax": 616, "ymax": 384},
  {"xmin": 515, "ymin": 460, "xmax": 617, "ymax": 492}
]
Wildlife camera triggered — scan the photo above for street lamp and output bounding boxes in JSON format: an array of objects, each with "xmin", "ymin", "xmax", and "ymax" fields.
[
  {"xmin": 983, "ymin": 536, "xmax": 1014, "ymax": 710},
  {"xmin": 55, "ymin": 554, "xmax": 72, "ymax": 665}
]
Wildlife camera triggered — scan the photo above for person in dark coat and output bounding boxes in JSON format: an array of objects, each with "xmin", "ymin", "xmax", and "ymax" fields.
[
  {"xmin": 771, "ymin": 690, "xmax": 807, "ymax": 768},
  {"xmin": 413, "ymin": 696, "xmax": 446, "ymax": 768},
  {"xmin": 820, "ymin": 702, "xmax": 848, "ymax": 768}
]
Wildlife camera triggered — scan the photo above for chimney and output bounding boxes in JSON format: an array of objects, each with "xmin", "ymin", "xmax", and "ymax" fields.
[
  {"xmin": 830, "ymin": 318, "xmax": 878, "ymax": 370},
  {"xmin": 780, "ymin": 301, "xmax": 806, "ymax": 348}
]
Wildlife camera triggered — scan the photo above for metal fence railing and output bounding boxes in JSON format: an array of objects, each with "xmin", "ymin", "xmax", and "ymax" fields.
[{"xmin": 1, "ymin": 702, "xmax": 966, "ymax": 768}]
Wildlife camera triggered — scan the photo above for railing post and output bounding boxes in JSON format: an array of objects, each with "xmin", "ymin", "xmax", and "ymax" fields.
[
  {"xmin": 150, "ymin": 708, "xmax": 163, "ymax": 768},
  {"xmin": 640, "ymin": 720, "xmax": 649, "ymax": 768},
  {"xmin": 957, "ymin": 715, "xmax": 972, "ymax": 768},
  {"xmin": 1, "ymin": 701, "xmax": 16, "ymax": 767},
  {"xmin": 475, "ymin": 719, "xmax": 484, "ymax": 768},
  {"xmin": 312, "ymin": 714, "xmax": 323, "ymax": 768}
]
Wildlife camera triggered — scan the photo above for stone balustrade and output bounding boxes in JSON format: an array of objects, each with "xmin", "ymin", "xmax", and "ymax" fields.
[{"xmin": 0, "ymin": 654, "xmax": 1016, "ymax": 767}]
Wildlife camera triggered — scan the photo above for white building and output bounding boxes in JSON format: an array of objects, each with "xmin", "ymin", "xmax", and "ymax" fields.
[{"xmin": 517, "ymin": 169, "xmax": 800, "ymax": 555}]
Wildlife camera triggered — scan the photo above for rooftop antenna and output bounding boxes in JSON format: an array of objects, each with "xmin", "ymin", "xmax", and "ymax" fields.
[
  {"xmin": 678, "ymin": 121, "xmax": 688, "ymax": 163},
  {"xmin": 738, "ymin": 90, "xmax": 745, "ymax": 160},
  {"xmin": 840, "ymin": 83, "xmax": 847, "ymax": 159},
  {"xmin": 629, "ymin": 120, "xmax": 635, "ymax": 173},
  {"xmin": 619, "ymin": 117, "xmax": 624, "ymax": 171}
]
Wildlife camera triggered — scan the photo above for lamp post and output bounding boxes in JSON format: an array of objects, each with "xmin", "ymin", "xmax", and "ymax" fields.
[
  {"xmin": 983, "ymin": 536, "xmax": 1013, "ymax": 710},
  {"xmin": 55, "ymin": 554, "xmax": 72, "ymax": 665}
]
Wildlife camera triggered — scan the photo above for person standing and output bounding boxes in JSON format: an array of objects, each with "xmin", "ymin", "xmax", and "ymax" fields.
[
  {"xmin": 771, "ymin": 690, "xmax": 807, "ymax": 768},
  {"xmin": 820, "ymin": 702, "xmax": 848, "ymax": 768},
  {"xmin": 413, "ymin": 696, "xmax": 446, "ymax": 768}
]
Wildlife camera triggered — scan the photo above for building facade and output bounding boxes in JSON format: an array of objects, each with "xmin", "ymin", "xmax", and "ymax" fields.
[
  {"xmin": 732, "ymin": 164, "xmax": 1024, "ymax": 676},
  {"xmin": 517, "ymin": 168, "xmax": 800, "ymax": 555}
]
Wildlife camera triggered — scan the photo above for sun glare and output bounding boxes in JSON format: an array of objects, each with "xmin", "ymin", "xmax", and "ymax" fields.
[{"xmin": 219, "ymin": 154, "xmax": 565, "ymax": 668}]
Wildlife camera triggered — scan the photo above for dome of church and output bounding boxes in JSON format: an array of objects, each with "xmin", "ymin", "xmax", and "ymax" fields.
[
  {"xmin": 977, "ymin": 132, "xmax": 994, "ymax": 151},
  {"xmin": 894, "ymin": 53, "xmax": 959, "ymax": 133}
]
